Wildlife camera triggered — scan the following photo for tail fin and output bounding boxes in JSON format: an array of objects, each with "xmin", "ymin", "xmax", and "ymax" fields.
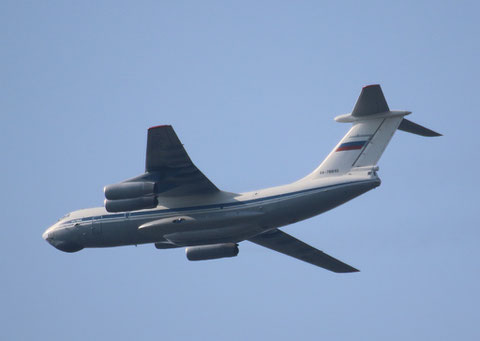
[{"xmin": 304, "ymin": 85, "xmax": 440, "ymax": 179}]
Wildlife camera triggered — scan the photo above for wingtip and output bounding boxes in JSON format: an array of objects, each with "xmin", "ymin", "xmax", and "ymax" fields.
[
  {"xmin": 148, "ymin": 124, "xmax": 171, "ymax": 130},
  {"xmin": 332, "ymin": 266, "xmax": 360, "ymax": 273},
  {"xmin": 362, "ymin": 84, "xmax": 380, "ymax": 89},
  {"xmin": 423, "ymin": 130, "xmax": 442, "ymax": 137},
  {"xmin": 343, "ymin": 268, "xmax": 360, "ymax": 273}
]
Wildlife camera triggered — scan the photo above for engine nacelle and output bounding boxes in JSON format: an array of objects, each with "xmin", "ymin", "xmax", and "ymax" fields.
[
  {"xmin": 104, "ymin": 182, "xmax": 156, "ymax": 200},
  {"xmin": 104, "ymin": 196, "xmax": 157, "ymax": 212},
  {"xmin": 185, "ymin": 243, "xmax": 239, "ymax": 261}
]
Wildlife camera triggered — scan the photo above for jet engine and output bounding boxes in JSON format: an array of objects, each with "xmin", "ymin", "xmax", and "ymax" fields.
[
  {"xmin": 104, "ymin": 182, "xmax": 157, "ymax": 212},
  {"xmin": 185, "ymin": 243, "xmax": 239, "ymax": 261},
  {"xmin": 104, "ymin": 196, "xmax": 157, "ymax": 212},
  {"xmin": 104, "ymin": 182, "xmax": 156, "ymax": 200}
]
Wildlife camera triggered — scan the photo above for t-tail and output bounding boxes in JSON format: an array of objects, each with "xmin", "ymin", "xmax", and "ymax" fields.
[{"xmin": 303, "ymin": 84, "xmax": 441, "ymax": 180}]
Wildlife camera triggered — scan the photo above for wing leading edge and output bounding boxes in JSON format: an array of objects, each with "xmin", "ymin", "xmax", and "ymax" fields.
[{"xmin": 248, "ymin": 229, "xmax": 359, "ymax": 273}]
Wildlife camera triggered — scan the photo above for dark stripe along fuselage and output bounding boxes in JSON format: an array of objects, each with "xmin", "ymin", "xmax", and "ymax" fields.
[{"xmin": 64, "ymin": 178, "xmax": 380, "ymax": 248}]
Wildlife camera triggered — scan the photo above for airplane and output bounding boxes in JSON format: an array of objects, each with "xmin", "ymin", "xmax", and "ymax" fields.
[{"xmin": 43, "ymin": 85, "xmax": 441, "ymax": 272}]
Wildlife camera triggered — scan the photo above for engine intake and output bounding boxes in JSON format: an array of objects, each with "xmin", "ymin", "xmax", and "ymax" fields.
[
  {"xmin": 104, "ymin": 182, "xmax": 156, "ymax": 200},
  {"xmin": 185, "ymin": 243, "xmax": 239, "ymax": 261}
]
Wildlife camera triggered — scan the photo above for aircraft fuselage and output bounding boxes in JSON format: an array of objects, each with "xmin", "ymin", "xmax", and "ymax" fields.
[{"xmin": 43, "ymin": 173, "xmax": 380, "ymax": 253}]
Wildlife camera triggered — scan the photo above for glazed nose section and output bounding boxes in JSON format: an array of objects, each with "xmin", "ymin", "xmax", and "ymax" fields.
[
  {"xmin": 42, "ymin": 225, "xmax": 56, "ymax": 243},
  {"xmin": 43, "ymin": 226, "xmax": 84, "ymax": 253}
]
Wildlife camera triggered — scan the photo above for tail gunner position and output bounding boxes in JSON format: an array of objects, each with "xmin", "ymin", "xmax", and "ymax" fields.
[{"xmin": 43, "ymin": 85, "xmax": 441, "ymax": 272}]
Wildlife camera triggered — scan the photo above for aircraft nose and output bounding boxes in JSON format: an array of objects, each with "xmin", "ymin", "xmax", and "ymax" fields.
[
  {"xmin": 42, "ymin": 225, "xmax": 55, "ymax": 242},
  {"xmin": 43, "ymin": 226, "xmax": 84, "ymax": 253},
  {"xmin": 42, "ymin": 230, "xmax": 50, "ymax": 241}
]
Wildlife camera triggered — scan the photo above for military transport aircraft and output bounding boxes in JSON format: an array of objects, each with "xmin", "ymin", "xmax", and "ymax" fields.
[{"xmin": 43, "ymin": 85, "xmax": 440, "ymax": 272}]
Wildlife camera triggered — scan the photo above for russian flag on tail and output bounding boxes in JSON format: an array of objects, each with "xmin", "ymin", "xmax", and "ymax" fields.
[{"xmin": 336, "ymin": 141, "xmax": 367, "ymax": 152}]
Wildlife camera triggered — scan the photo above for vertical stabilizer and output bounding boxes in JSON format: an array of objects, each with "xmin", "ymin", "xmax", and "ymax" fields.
[{"xmin": 303, "ymin": 85, "xmax": 408, "ymax": 180}]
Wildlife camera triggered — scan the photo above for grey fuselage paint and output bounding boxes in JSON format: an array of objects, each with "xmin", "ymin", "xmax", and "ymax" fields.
[{"xmin": 43, "ymin": 176, "xmax": 380, "ymax": 252}]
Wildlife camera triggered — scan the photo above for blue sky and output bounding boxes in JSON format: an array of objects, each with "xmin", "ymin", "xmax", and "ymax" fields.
[{"xmin": 1, "ymin": 1, "xmax": 479, "ymax": 340}]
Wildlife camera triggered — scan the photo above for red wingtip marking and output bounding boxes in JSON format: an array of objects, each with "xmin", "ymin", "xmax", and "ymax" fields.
[{"xmin": 148, "ymin": 124, "xmax": 171, "ymax": 130}]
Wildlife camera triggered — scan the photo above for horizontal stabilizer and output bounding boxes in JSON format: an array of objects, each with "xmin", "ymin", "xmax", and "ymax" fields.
[
  {"xmin": 352, "ymin": 84, "xmax": 389, "ymax": 117},
  {"xmin": 248, "ymin": 229, "xmax": 359, "ymax": 273},
  {"xmin": 398, "ymin": 118, "xmax": 442, "ymax": 137}
]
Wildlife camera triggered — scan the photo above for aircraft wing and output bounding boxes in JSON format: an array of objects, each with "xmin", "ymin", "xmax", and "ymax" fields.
[
  {"xmin": 143, "ymin": 125, "xmax": 220, "ymax": 196},
  {"xmin": 248, "ymin": 229, "xmax": 359, "ymax": 273},
  {"xmin": 104, "ymin": 125, "xmax": 221, "ymax": 212}
]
